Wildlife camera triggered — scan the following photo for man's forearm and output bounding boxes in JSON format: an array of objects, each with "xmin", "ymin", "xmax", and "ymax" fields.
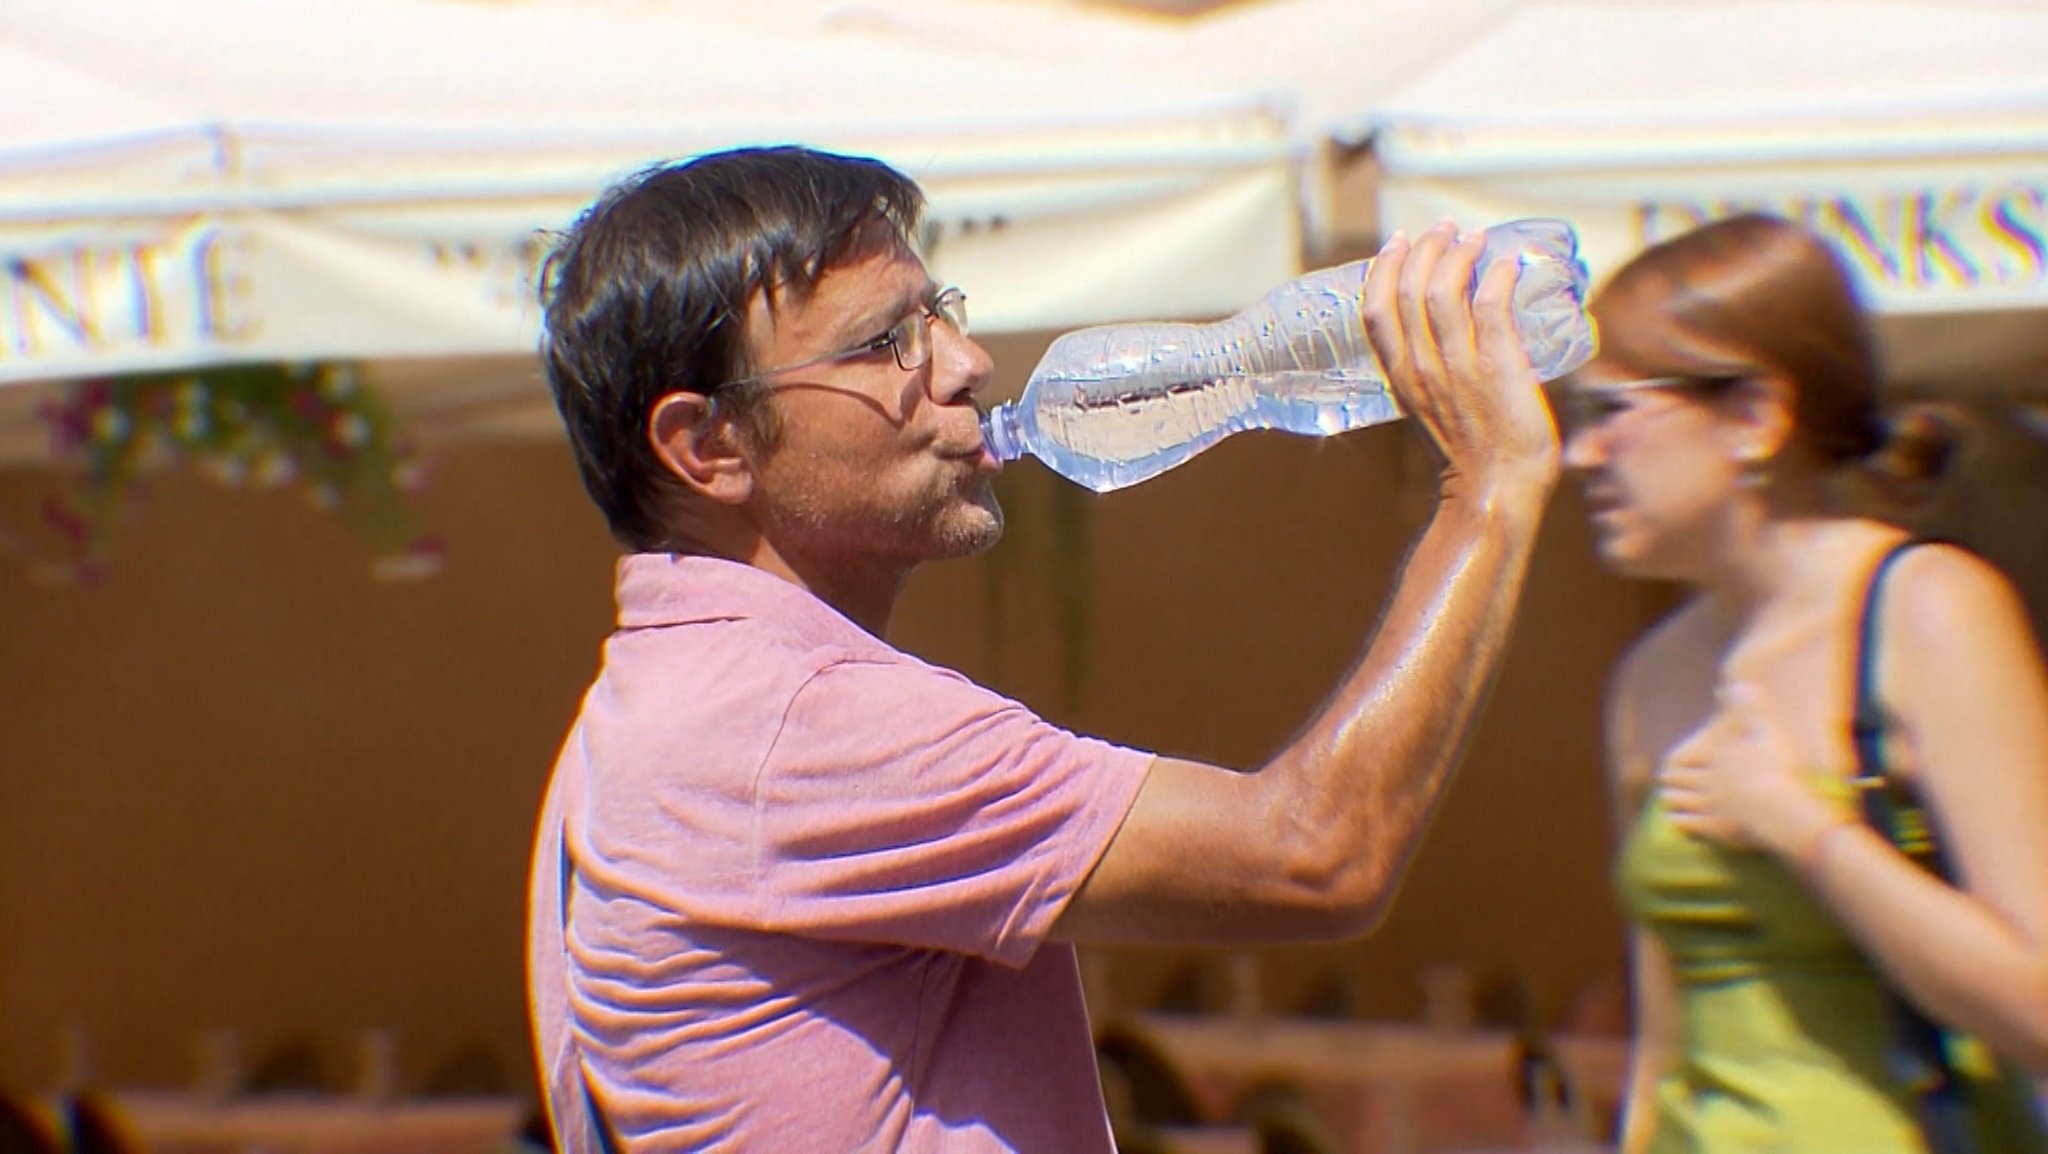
[{"xmin": 1266, "ymin": 476, "xmax": 1553, "ymax": 928}]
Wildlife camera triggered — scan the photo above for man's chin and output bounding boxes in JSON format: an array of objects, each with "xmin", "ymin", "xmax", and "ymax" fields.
[{"xmin": 934, "ymin": 498, "xmax": 1004, "ymax": 560}]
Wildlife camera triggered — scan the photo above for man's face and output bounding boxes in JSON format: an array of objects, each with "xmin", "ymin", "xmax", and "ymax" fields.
[{"xmin": 739, "ymin": 237, "xmax": 1003, "ymax": 573}]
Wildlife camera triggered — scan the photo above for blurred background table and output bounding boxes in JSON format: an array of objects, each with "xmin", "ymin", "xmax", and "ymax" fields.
[
  {"xmin": 1128, "ymin": 1013, "xmax": 1529, "ymax": 1154},
  {"xmin": 37, "ymin": 1092, "xmax": 525, "ymax": 1154}
]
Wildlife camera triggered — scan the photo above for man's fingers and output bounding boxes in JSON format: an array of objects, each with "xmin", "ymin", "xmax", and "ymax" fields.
[
  {"xmin": 1424, "ymin": 229, "xmax": 1486, "ymax": 373},
  {"xmin": 1361, "ymin": 232, "xmax": 1412, "ymax": 406},
  {"xmin": 1470, "ymin": 257, "xmax": 1527, "ymax": 371},
  {"xmin": 1394, "ymin": 222, "xmax": 1457, "ymax": 409}
]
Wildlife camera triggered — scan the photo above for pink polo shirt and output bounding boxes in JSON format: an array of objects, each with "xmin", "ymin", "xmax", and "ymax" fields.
[{"xmin": 528, "ymin": 554, "xmax": 1154, "ymax": 1152}]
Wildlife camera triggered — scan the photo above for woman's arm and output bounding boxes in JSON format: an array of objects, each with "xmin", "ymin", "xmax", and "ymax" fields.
[
  {"xmin": 1619, "ymin": 928, "xmax": 1678, "ymax": 1154},
  {"xmin": 1791, "ymin": 544, "xmax": 2048, "ymax": 1068}
]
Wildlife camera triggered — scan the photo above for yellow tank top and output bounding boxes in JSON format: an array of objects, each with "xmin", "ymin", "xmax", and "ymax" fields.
[{"xmin": 1618, "ymin": 780, "xmax": 2048, "ymax": 1153}]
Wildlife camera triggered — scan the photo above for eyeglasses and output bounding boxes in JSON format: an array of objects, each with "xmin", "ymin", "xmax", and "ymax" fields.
[
  {"xmin": 713, "ymin": 287, "xmax": 968, "ymax": 392},
  {"xmin": 1558, "ymin": 374, "xmax": 1745, "ymax": 435}
]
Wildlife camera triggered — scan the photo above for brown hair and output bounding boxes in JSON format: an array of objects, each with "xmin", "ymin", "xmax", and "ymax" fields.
[
  {"xmin": 539, "ymin": 146, "xmax": 926, "ymax": 551},
  {"xmin": 1592, "ymin": 213, "xmax": 1954, "ymax": 491}
]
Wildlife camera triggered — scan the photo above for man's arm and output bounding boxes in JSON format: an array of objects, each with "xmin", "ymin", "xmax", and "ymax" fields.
[{"xmin": 1051, "ymin": 222, "xmax": 1562, "ymax": 946}]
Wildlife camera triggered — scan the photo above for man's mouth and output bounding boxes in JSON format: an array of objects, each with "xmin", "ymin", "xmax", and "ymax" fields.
[{"xmin": 939, "ymin": 439, "xmax": 998, "ymax": 471}]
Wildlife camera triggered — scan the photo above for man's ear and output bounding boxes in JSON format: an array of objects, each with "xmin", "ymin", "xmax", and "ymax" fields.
[
  {"xmin": 648, "ymin": 392, "xmax": 755, "ymax": 504},
  {"xmin": 1729, "ymin": 374, "xmax": 1797, "ymax": 466}
]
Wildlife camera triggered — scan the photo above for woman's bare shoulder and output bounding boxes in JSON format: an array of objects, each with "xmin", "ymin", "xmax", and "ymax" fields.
[
  {"xmin": 1882, "ymin": 542, "xmax": 2031, "ymax": 643},
  {"xmin": 1878, "ymin": 543, "xmax": 2046, "ymax": 723}
]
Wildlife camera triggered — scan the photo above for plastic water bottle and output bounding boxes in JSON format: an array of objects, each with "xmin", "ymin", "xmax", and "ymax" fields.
[{"xmin": 979, "ymin": 219, "xmax": 1595, "ymax": 493}]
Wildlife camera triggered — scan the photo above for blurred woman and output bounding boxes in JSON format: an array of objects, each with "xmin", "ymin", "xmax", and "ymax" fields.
[{"xmin": 1564, "ymin": 213, "xmax": 2048, "ymax": 1153}]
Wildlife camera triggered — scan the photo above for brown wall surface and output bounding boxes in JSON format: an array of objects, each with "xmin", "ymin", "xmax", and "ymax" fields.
[
  {"xmin": 2, "ymin": 369, "xmax": 2037, "ymax": 1101},
  {"xmin": 0, "ymin": 432, "xmax": 622, "ymax": 1096}
]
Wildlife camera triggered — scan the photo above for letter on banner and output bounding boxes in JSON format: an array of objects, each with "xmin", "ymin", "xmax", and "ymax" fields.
[
  {"xmin": 0, "ymin": 224, "xmax": 261, "ymax": 375},
  {"xmin": 1629, "ymin": 176, "xmax": 2048, "ymax": 311}
]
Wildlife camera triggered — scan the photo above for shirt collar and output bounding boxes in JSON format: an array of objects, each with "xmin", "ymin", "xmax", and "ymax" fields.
[{"xmin": 613, "ymin": 553, "xmax": 878, "ymax": 648}]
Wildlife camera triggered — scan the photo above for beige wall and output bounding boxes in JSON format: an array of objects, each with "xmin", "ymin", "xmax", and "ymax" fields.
[{"xmin": 2, "ymin": 376, "xmax": 2036, "ymax": 1101}]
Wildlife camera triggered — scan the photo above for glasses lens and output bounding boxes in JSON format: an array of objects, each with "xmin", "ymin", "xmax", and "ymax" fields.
[
  {"xmin": 891, "ymin": 310, "xmax": 929, "ymax": 373},
  {"xmin": 937, "ymin": 289, "xmax": 968, "ymax": 337}
]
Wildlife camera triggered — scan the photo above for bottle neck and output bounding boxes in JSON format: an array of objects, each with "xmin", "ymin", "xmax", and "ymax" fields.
[{"xmin": 980, "ymin": 401, "xmax": 1025, "ymax": 463}]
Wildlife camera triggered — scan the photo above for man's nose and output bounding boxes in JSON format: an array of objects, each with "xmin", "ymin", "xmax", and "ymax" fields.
[{"xmin": 929, "ymin": 321, "xmax": 993, "ymax": 405}]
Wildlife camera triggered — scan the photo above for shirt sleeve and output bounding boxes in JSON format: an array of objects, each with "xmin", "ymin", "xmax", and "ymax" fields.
[{"xmin": 746, "ymin": 656, "xmax": 1153, "ymax": 968}]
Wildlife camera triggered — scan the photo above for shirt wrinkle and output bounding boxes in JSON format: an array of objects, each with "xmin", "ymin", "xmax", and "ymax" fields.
[{"xmin": 746, "ymin": 660, "xmax": 837, "ymax": 898}]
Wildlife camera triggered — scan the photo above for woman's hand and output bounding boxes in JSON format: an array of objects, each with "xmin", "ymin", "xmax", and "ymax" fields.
[{"xmin": 1659, "ymin": 682, "xmax": 1852, "ymax": 863}]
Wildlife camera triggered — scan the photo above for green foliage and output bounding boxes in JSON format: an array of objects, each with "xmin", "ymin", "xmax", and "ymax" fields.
[{"xmin": 35, "ymin": 363, "xmax": 439, "ymax": 583}]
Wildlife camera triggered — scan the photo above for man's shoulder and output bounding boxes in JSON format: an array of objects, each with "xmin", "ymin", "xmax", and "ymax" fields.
[{"xmin": 579, "ymin": 579, "xmax": 952, "ymax": 796}]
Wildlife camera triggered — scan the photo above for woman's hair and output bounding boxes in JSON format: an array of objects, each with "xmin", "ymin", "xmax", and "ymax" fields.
[{"xmin": 1592, "ymin": 212, "xmax": 1955, "ymax": 493}]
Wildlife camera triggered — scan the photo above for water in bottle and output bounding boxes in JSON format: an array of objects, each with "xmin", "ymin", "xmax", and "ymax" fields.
[{"xmin": 979, "ymin": 218, "xmax": 1595, "ymax": 493}]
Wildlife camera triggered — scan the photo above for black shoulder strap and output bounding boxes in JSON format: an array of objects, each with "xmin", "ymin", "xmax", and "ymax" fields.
[
  {"xmin": 1849, "ymin": 536, "xmax": 1966, "ymax": 1111},
  {"xmin": 1850, "ymin": 539, "xmax": 1923, "ymax": 793},
  {"xmin": 1849, "ymin": 536, "xmax": 1954, "ymax": 880}
]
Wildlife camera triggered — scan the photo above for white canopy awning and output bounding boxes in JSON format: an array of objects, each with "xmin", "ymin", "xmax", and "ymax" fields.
[
  {"xmin": 0, "ymin": 0, "xmax": 1323, "ymax": 387},
  {"xmin": 1371, "ymin": 1, "xmax": 2048, "ymax": 321}
]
